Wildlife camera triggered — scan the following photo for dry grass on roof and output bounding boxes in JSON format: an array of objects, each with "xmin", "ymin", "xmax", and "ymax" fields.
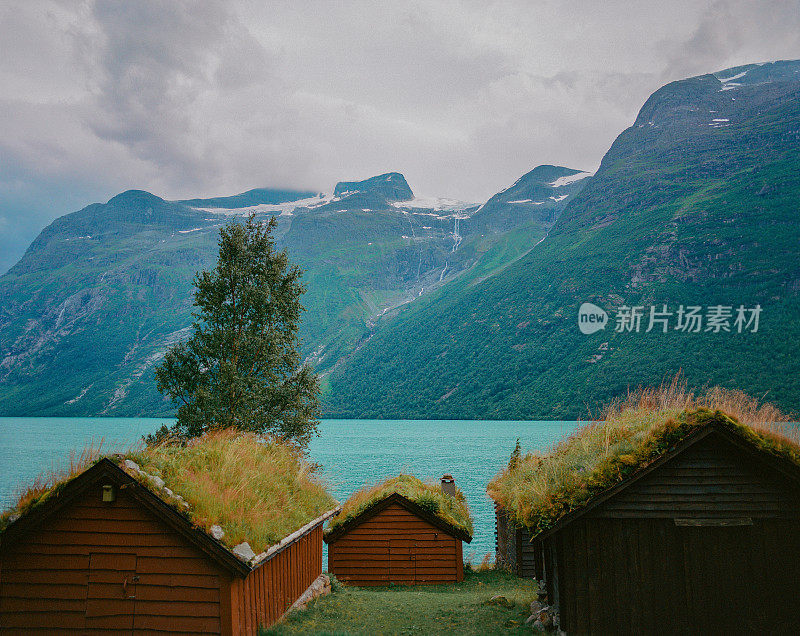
[
  {"xmin": 488, "ymin": 375, "xmax": 799, "ymax": 536},
  {"xmin": 1, "ymin": 429, "xmax": 336, "ymax": 554},
  {"xmin": 326, "ymin": 474, "xmax": 473, "ymax": 538},
  {"xmin": 125, "ymin": 429, "xmax": 336, "ymax": 552}
]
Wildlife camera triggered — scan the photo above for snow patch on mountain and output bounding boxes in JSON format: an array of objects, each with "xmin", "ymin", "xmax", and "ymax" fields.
[
  {"xmin": 192, "ymin": 194, "xmax": 331, "ymax": 216},
  {"xmin": 717, "ymin": 70, "xmax": 748, "ymax": 83},
  {"xmin": 717, "ymin": 70, "xmax": 746, "ymax": 92},
  {"xmin": 548, "ymin": 172, "xmax": 592, "ymax": 187}
]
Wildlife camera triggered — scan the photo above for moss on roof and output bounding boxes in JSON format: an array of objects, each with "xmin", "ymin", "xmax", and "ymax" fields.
[
  {"xmin": 1, "ymin": 429, "xmax": 336, "ymax": 554},
  {"xmin": 325, "ymin": 474, "xmax": 473, "ymax": 538},
  {"xmin": 488, "ymin": 383, "xmax": 799, "ymax": 537}
]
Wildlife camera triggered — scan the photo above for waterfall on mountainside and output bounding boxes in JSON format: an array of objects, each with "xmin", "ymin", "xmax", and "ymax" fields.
[{"xmin": 452, "ymin": 217, "xmax": 462, "ymax": 252}]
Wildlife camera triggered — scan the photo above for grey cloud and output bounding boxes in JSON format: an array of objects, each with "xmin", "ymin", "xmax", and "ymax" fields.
[
  {"xmin": 86, "ymin": 2, "xmax": 236, "ymax": 187},
  {"xmin": 1, "ymin": 0, "xmax": 798, "ymax": 273},
  {"xmin": 659, "ymin": 1, "xmax": 800, "ymax": 81}
]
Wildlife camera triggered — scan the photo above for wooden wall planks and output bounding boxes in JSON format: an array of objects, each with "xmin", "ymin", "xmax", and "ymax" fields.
[
  {"xmin": 328, "ymin": 502, "xmax": 464, "ymax": 585},
  {"xmin": 0, "ymin": 480, "xmax": 327, "ymax": 636},
  {"xmin": 0, "ymin": 483, "xmax": 223, "ymax": 635}
]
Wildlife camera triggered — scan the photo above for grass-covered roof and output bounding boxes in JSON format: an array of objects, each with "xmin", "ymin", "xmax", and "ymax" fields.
[
  {"xmin": 1, "ymin": 429, "xmax": 336, "ymax": 555},
  {"xmin": 488, "ymin": 379, "xmax": 799, "ymax": 536},
  {"xmin": 325, "ymin": 474, "xmax": 473, "ymax": 539}
]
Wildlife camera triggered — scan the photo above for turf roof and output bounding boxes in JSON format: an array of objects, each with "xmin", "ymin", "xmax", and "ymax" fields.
[
  {"xmin": 1, "ymin": 429, "xmax": 337, "ymax": 555},
  {"xmin": 488, "ymin": 384, "xmax": 799, "ymax": 537},
  {"xmin": 325, "ymin": 474, "xmax": 473, "ymax": 539}
]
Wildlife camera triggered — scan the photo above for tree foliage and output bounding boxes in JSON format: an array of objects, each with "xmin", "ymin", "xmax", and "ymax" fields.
[{"xmin": 153, "ymin": 214, "xmax": 320, "ymax": 445}]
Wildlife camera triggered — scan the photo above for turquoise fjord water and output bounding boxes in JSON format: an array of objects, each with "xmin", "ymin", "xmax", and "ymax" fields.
[{"xmin": 0, "ymin": 417, "xmax": 579, "ymax": 561}]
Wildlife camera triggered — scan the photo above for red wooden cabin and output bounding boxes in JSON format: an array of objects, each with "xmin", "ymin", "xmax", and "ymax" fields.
[
  {"xmin": 324, "ymin": 492, "xmax": 472, "ymax": 586},
  {"xmin": 0, "ymin": 457, "xmax": 337, "ymax": 635}
]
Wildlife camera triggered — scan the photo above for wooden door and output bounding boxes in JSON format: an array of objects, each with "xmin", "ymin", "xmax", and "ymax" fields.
[
  {"xmin": 85, "ymin": 552, "xmax": 137, "ymax": 632},
  {"xmin": 389, "ymin": 540, "xmax": 416, "ymax": 584}
]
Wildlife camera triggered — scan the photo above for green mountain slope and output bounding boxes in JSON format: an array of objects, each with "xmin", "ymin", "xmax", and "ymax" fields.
[
  {"xmin": 0, "ymin": 170, "xmax": 581, "ymax": 416},
  {"xmin": 324, "ymin": 60, "xmax": 800, "ymax": 419}
]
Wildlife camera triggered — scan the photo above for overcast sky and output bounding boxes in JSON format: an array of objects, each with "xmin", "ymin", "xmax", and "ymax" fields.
[{"xmin": 1, "ymin": 0, "xmax": 799, "ymax": 273}]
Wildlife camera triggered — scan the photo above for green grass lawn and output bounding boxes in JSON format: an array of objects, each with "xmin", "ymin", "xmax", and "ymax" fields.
[{"xmin": 261, "ymin": 570, "xmax": 540, "ymax": 635}]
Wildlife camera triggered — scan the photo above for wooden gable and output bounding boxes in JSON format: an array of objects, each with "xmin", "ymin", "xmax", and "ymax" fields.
[
  {"xmin": 324, "ymin": 493, "xmax": 472, "ymax": 544},
  {"xmin": 0, "ymin": 464, "xmax": 232, "ymax": 634},
  {"xmin": 540, "ymin": 422, "xmax": 800, "ymax": 539},
  {"xmin": 590, "ymin": 428, "xmax": 800, "ymax": 521}
]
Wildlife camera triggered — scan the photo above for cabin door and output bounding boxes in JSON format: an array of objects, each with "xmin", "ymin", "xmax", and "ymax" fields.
[
  {"xmin": 389, "ymin": 540, "xmax": 416, "ymax": 584},
  {"xmin": 85, "ymin": 552, "xmax": 138, "ymax": 632}
]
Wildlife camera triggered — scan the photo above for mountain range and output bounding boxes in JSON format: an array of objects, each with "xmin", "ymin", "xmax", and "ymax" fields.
[
  {"xmin": 1, "ymin": 59, "xmax": 799, "ymax": 418},
  {"xmin": 0, "ymin": 160, "xmax": 585, "ymax": 416},
  {"xmin": 325, "ymin": 60, "xmax": 800, "ymax": 418}
]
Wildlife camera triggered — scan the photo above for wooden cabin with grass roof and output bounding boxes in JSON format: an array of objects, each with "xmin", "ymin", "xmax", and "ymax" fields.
[
  {"xmin": 489, "ymin": 393, "xmax": 800, "ymax": 634},
  {"xmin": 324, "ymin": 474, "xmax": 473, "ymax": 586},
  {"xmin": 0, "ymin": 430, "xmax": 339, "ymax": 635}
]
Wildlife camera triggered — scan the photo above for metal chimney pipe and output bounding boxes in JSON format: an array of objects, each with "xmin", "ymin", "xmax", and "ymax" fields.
[{"xmin": 441, "ymin": 474, "xmax": 456, "ymax": 497}]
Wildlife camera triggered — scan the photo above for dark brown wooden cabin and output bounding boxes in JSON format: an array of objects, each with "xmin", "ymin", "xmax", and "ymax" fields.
[
  {"xmin": 496, "ymin": 420, "xmax": 800, "ymax": 634},
  {"xmin": 324, "ymin": 492, "xmax": 471, "ymax": 586},
  {"xmin": 494, "ymin": 503, "xmax": 541, "ymax": 579},
  {"xmin": 0, "ymin": 458, "xmax": 336, "ymax": 635}
]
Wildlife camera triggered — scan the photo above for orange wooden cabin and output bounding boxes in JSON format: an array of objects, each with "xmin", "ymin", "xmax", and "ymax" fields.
[
  {"xmin": 324, "ymin": 492, "xmax": 472, "ymax": 586},
  {"xmin": 0, "ymin": 458, "xmax": 337, "ymax": 635}
]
